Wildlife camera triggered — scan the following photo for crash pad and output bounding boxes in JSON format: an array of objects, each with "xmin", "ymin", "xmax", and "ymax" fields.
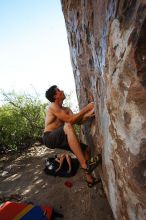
[{"xmin": 0, "ymin": 201, "xmax": 53, "ymax": 220}]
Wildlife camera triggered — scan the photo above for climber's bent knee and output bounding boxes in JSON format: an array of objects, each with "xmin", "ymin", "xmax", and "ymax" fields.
[{"xmin": 64, "ymin": 122, "xmax": 74, "ymax": 134}]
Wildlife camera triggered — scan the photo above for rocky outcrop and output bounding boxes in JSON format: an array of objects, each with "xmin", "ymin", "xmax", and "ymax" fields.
[{"xmin": 61, "ymin": 1, "xmax": 146, "ymax": 219}]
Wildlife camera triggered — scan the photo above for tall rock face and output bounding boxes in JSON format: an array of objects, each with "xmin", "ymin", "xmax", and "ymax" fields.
[{"xmin": 61, "ymin": 0, "xmax": 146, "ymax": 219}]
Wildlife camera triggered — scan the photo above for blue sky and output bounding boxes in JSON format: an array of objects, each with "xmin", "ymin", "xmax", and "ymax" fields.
[{"xmin": 0, "ymin": 0, "xmax": 77, "ymax": 104}]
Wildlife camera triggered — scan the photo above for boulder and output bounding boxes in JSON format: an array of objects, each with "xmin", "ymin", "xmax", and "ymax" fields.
[{"xmin": 61, "ymin": 1, "xmax": 146, "ymax": 219}]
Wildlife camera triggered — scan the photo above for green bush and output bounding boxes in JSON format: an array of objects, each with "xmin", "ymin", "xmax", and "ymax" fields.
[
  {"xmin": 0, "ymin": 91, "xmax": 47, "ymax": 152},
  {"xmin": 0, "ymin": 90, "xmax": 79, "ymax": 153}
]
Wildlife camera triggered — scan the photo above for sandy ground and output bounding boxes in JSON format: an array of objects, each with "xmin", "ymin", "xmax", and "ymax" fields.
[{"xmin": 0, "ymin": 145, "xmax": 114, "ymax": 220}]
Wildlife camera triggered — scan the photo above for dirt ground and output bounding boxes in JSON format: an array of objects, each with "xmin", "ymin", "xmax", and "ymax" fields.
[{"xmin": 0, "ymin": 145, "xmax": 114, "ymax": 220}]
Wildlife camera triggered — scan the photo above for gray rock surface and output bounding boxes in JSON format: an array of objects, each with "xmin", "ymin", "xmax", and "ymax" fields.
[{"xmin": 61, "ymin": 1, "xmax": 146, "ymax": 219}]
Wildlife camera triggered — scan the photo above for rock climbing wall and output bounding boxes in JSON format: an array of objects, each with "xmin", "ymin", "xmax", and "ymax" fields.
[{"xmin": 61, "ymin": 0, "xmax": 146, "ymax": 219}]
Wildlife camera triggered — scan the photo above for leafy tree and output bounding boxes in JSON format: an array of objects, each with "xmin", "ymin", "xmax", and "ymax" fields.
[
  {"xmin": 0, "ymin": 89, "xmax": 79, "ymax": 153},
  {"xmin": 0, "ymin": 90, "xmax": 47, "ymax": 152}
]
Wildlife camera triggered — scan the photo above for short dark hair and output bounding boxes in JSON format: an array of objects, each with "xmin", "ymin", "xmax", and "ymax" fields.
[{"xmin": 45, "ymin": 85, "xmax": 57, "ymax": 102}]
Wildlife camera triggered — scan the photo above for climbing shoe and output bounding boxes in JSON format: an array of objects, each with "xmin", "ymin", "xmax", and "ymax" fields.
[
  {"xmin": 86, "ymin": 177, "xmax": 100, "ymax": 188},
  {"xmin": 85, "ymin": 155, "xmax": 101, "ymax": 174}
]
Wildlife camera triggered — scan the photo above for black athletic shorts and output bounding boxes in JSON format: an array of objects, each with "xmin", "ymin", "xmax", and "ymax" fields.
[{"xmin": 42, "ymin": 126, "xmax": 87, "ymax": 152}]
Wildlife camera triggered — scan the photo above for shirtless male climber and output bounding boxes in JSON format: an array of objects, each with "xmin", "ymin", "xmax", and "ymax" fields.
[{"xmin": 43, "ymin": 85, "xmax": 101, "ymax": 187}]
